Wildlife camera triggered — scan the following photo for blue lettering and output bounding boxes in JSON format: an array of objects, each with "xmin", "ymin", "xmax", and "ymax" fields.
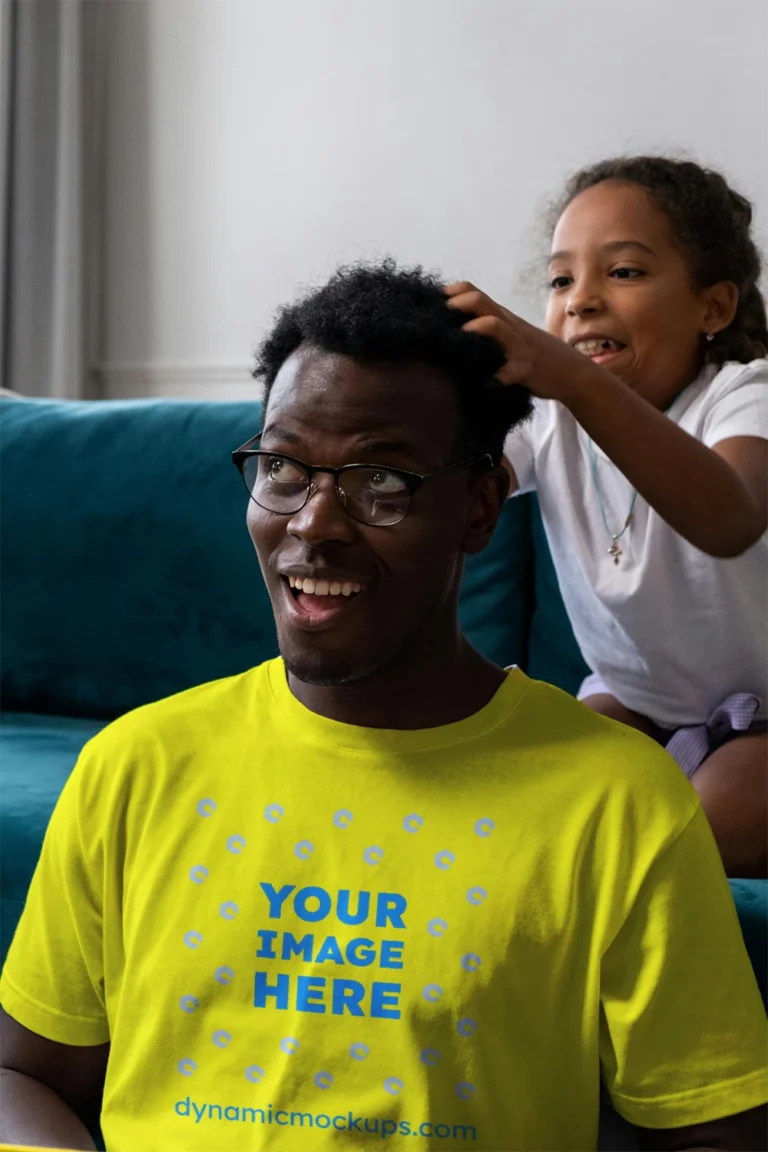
[
  {"xmin": 380, "ymin": 939, "xmax": 404, "ymax": 969},
  {"xmin": 291, "ymin": 1113, "xmax": 313, "ymax": 1127},
  {"xmin": 175, "ymin": 1098, "xmax": 191, "ymax": 1117},
  {"xmin": 315, "ymin": 935, "xmax": 344, "ymax": 964},
  {"xmin": 332, "ymin": 978, "xmax": 366, "ymax": 1016},
  {"xmin": 224, "ymin": 1107, "xmax": 239, "ymax": 1121},
  {"xmin": 345, "ymin": 938, "xmax": 376, "ymax": 967},
  {"xmin": 254, "ymin": 971, "xmax": 290, "ymax": 1010},
  {"xmin": 400, "ymin": 1121, "xmax": 412, "ymax": 1135},
  {"xmin": 370, "ymin": 980, "xmax": 401, "ymax": 1020},
  {"xmin": 275, "ymin": 1111, "xmax": 288, "ymax": 1126},
  {"xmin": 255, "ymin": 929, "xmax": 278, "ymax": 958},
  {"xmin": 375, "ymin": 892, "xmax": 407, "ymax": 928},
  {"xmin": 348, "ymin": 1113, "xmax": 363, "ymax": 1133},
  {"xmin": 337, "ymin": 889, "xmax": 370, "ymax": 925},
  {"xmin": 281, "ymin": 932, "xmax": 314, "ymax": 961},
  {"xmin": 294, "ymin": 886, "xmax": 332, "ymax": 922},
  {"xmin": 260, "ymin": 883, "xmax": 295, "ymax": 918},
  {"xmin": 296, "ymin": 975, "xmax": 326, "ymax": 1013},
  {"xmin": 208, "ymin": 1105, "xmax": 223, "ymax": 1120}
]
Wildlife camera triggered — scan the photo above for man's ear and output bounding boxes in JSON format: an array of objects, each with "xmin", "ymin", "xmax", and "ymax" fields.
[{"xmin": 462, "ymin": 465, "xmax": 510, "ymax": 555}]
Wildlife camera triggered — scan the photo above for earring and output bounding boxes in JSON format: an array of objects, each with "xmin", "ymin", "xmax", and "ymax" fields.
[{"xmin": 705, "ymin": 332, "xmax": 714, "ymax": 342}]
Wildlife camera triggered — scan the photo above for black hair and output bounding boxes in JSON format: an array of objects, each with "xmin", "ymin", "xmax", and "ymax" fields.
[
  {"xmin": 253, "ymin": 258, "xmax": 532, "ymax": 465},
  {"xmin": 551, "ymin": 156, "xmax": 767, "ymax": 365}
]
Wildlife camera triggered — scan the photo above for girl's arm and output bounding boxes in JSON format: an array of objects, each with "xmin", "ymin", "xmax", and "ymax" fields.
[
  {"xmin": 566, "ymin": 372, "xmax": 767, "ymax": 557},
  {"xmin": 447, "ymin": 284, "xmax": 766, "ymax": 558}
]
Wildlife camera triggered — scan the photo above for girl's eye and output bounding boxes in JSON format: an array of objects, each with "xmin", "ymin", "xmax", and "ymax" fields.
[
  {"xmin": 610, "ymin": 267, "xmax": 645, "ymax": 280},
  {"xmin": 548, "ymin": 275, "xmax": 572, "ymax": 290}
]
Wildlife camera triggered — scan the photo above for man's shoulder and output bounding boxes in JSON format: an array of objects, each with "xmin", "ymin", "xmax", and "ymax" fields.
[
  {"xmin": 513, "ymin": 674, "xmax": 696, "ymax": 806},
  {"xmin": 75, "ymin": 659, "xmax": 277, "ymax": 781},
  {"xmin": 510, "ymin": 676, "xmax": 702, "ymax": 871}
]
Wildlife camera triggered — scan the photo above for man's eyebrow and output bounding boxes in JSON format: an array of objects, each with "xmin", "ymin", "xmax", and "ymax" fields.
[
  {"xmin": 261, "ymin": 422, "xmax": 301, "ymax": 444},
  {"xmin": 353, "ymin": 437, "xmax": 418, "ymax": 457},
  {"xmin": 261, "ymin": 425, "xmax": 418, "ymax": 459},
  {"xmin": 549, "ymin": 240, "xmax": 657, "ymax": 263}
]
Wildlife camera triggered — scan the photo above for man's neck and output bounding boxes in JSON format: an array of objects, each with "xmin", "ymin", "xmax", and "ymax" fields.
[{"xmin": 286, "ymin": 635, "xmax": 506, "ymax": 730}]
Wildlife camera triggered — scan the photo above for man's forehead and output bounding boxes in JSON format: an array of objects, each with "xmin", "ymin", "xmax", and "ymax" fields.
[
  {"xmin": 268, "ymin": 343, "xmax": 453, "ymax": 397},
  {"xmin": 264, "ymin": 345, "xmax": 459, "ymax": 454},
  {"xmin": 263, "ymin": 418, "xmax": 422, "ymax": 456}
]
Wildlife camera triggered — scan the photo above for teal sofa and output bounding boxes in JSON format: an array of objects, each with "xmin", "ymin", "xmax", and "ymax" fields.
[{"xmin": 1, "ymin": 395, "xmax": 765, "ymax": 1150}]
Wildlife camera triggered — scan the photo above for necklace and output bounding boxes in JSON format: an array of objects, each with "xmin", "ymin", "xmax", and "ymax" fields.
[
  {"xmin": 587, "ymin": 438, "xmax": 637, "ymax": 565},
  {"xmin": 585, "ymin": 393, "xmax": 686, "ymax": 566}
]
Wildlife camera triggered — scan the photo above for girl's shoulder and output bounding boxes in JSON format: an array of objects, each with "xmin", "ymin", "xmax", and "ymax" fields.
[
  {"xmin": 677, "ymin": 357, "xmax": 767, "ymax": 413},
  {"xmin": 678, "ymin": 358, "xmax": 768, "ymax": 441},
  {"xmin": 698, "ymin": 357, "xmax": 768, "ymax": 398}
]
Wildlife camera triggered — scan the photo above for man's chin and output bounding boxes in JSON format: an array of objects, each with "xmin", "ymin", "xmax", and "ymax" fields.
[{"xmin": 281, "ymin": 648, "xmax": 381, "ymax": 688}]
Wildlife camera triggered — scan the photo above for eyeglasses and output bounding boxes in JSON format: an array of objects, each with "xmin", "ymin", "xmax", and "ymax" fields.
[{"xmin": 231, "ymin": 434, "xmax": 492, "ymax": 527}]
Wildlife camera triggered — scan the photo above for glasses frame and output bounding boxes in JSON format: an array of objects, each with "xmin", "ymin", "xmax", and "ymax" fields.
[{"xmin": 231, "ymin": 433, "xmax": 493, "ymax": 527}]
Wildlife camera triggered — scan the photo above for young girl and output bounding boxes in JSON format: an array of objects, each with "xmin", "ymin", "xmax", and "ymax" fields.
[{"xmin": 446, "ymin": 156, "xmax": 768, "ymax": 879}]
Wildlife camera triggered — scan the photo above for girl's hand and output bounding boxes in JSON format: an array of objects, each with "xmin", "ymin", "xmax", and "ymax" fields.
[{"xmin": 444, "ymin": 281, "xmax": 603, "ymax": 404}]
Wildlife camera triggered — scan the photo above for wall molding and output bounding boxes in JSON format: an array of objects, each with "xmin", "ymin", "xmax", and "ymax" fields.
[{"xmin": 95, "ymin": 362, "xmax": 261, "ymax": 402}]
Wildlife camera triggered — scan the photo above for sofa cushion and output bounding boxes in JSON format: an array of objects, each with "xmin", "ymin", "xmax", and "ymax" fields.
[
  {"xmin": 526, "ymin": 495, "xmax": 590, "ymax": 695},
  {"xmin": 0, "ymin": 712, "xmax": 107, "ymax": 964},
  {"xmin": 1, "ymin": 399, "xmax": 275, "ymax": 718},
  {"xmin": 729, "ymin": 879, "xmax": 768, "ymax": 1007},
  {"xmin": 459, "ymin": 494, "xmax": 532, "ymax": 670}
]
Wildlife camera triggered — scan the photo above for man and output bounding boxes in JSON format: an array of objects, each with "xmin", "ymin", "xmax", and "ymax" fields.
[{"xmin": 0, "ymin": 261, "xmax": 766, "ymax": 1151}]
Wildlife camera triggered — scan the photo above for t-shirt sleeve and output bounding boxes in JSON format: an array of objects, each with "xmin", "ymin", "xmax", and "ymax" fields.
[
  {"xmin": 701, "ymin": 361, "xmax": 768, "ymax": 447},
  {"xmin": 0, "ymin": 746, "xmax": 109, "ymax": 1046},
  {"xmin": 599, "ymin": 804, "xmax": 768, "ymax": 1127},
  {"xmin": 503, "ymin": 407, "xmax": 540, "ymax": 494}
]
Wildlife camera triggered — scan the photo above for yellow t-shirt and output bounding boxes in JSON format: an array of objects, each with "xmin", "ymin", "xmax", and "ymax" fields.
[{"xmin": 1, "ymin": 661, "xmax": 766, "ymax": 1151}]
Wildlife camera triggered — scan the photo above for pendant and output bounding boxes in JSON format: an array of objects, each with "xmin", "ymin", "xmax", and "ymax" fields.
[{"xmin": 608, "ymin": 541, "xmax": 622, "ymax": 565}]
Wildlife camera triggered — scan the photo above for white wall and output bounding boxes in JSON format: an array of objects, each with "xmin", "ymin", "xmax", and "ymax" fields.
[{"xmin": 99, "ymin": 0, "xmax": 768, "ymax": 401}]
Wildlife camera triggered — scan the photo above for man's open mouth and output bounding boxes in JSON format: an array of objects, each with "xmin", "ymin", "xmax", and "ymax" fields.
[
  {"xmin": 282, "ymin": 575, "xmax": 368, "ymax": 627},
  {"xmin": 288, "ymin": 576, "xmax": 363, "ymax": 598}
]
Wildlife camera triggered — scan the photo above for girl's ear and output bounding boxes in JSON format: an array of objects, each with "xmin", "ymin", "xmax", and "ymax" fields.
[{"xmin": 701, "ymin": 280, "xmax": 740, "ymax": 336}]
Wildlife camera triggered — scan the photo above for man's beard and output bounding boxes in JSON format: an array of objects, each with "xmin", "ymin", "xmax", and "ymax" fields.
[{"xmin": 281, "ymin": 648, "xmax": 387, "ymax": 688}]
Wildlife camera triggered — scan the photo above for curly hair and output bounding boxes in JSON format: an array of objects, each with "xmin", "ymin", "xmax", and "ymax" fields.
[
  {"xmin": 551, "ymin": 156, "xmax": 767, "ymax": 365},
  {"xmin": 254, "ymin": 259, "xmax": 533, "ymax": 465}
]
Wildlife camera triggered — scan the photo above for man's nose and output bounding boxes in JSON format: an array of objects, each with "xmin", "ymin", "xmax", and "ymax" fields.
[{"xmin": 286, "ymin": 473, "xmax": 358, "ymax": 545}]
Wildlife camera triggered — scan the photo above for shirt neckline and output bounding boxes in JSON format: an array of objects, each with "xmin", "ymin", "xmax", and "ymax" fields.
[{"xmin": 265, "ymin": 658, "xmax": 529, "ymax": 753}]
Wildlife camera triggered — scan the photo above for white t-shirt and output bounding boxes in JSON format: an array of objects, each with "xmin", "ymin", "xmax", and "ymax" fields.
[{"xmin": 504, "ymin": 359, "xmax": 768, "ymax": 729}]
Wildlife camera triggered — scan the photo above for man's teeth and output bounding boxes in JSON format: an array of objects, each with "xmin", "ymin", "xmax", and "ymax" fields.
[
  {"xmin": 288, "ymin": 576, "xmax": 363, "ymax": 597},
  {"xmin": 575, "ymin": 338, "xmax": 623, "ymax": 355}
]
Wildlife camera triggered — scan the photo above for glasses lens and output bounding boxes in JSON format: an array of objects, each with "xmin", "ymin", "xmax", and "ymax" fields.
[
  {"xmin": 243, "ymin": 454, "xmax": 310, "ymax": 513},
  {"xmin": 340, "ymin": 468, "xmax": 411, "ymax": 526}
]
